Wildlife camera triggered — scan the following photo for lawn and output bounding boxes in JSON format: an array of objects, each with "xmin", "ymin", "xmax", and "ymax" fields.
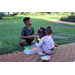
[{"xmin": 0, "ymin": 15, "xmax": 75, "ymax": 55}]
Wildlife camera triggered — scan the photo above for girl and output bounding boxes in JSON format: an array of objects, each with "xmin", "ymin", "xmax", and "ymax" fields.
[
  {"xmin": 46, "ymin": 25, "xmax": 58, "ymax": 47},
  {"xmin": 35, "ymin": 27, "xmax": 55, "ymax": 55}
]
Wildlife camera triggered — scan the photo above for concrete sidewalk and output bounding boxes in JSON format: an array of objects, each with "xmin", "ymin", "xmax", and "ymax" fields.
[
  {"xmin": 49, "ymin": 19, "xmax": 75, "ymax": 25},
  {"xmin": 0, "ymin": 43, "xmax": 75, "ymax": 62}
]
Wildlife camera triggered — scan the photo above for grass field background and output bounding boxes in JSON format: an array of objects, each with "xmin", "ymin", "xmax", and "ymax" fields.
[{"xmin": 0, "ymin": 15, "xmax": 75, "ymax": 54}]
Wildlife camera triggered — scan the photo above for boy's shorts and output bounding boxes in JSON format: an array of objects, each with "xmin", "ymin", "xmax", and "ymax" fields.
[{"xmin": 19, "ymin": 37, "xmax": 33, "ymax": 43}]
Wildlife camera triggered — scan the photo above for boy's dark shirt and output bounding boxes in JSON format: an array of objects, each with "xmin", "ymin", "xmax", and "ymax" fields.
[{"xmin": 21, "ymin": 26, "xmax": 34, "ymax": 36}]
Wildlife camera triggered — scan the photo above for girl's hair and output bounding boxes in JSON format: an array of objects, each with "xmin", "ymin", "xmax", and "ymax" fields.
[
  {"xmin": 46, "ymin": 25, "xmax": 53, "ymax": 34},
  {"xmin": 38, "ymin": 27, "xmax": 47, "ymax": 36}
]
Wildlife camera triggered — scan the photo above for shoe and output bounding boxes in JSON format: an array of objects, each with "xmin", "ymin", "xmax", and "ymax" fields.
[
  {"xmin": 41, "ymin": 55, "xmax": 50, "ymax": 60},
  {"xmin": 19, "ymin": 43, "xmax": 23, "ymax": 48},
  {"xmin": 27, "ymin": 43, "xmax": 32, "ymax": 45},
  {"xmin": 40, "ymin": 50, "xmax": 45, "ymax": 52},
  {"xmin": 55, "ymin": 45, "xmax": 58, "ymax": 47},
  {"xmin": 37, "ymin": 58, "xmax": 43, "ymax": 62},
  {"xmin": 38, "ymin": 52, "xmax": 46, "ymax": 56}
]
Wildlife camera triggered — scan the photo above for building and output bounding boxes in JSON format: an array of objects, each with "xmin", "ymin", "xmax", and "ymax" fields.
[{"xmin": 0, "ymin": 12, "xmax": 17, "ymax": 15}]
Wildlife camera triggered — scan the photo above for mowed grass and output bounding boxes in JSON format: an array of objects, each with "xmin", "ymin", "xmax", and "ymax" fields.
[{"xmin": 0, "ymin": 15, "xmax": 75, "ymax": 55}]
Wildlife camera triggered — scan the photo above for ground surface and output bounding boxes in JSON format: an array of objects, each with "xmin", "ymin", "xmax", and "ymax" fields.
[{"xmin": 0, "ymin": 43, "xmax": 75, "ymax": 62}]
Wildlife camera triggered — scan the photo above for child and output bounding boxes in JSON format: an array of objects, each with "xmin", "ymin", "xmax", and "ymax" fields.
[
  {"xmin": 19, "ymin": 17, "xmax": 37, "ymax": 48},
  {"xmin": 35, "ymin": 27, "xmax": 55, "ymax": 55},
  {"xmin": 46, "ymin": 25, "xmax": 58, "ymax": 47}
]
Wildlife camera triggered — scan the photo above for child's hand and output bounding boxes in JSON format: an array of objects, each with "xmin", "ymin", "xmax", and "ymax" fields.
[
  {"xmin": 29, "ymin": 35, "xmax": 35, "ymax": 39},
  {"xmin": 34, "ymin": 32, "xmax": 37, "ymax": 35},
  {"xmin": 32, "ymin": 40, "xmax": 36, "ymax": 44}
]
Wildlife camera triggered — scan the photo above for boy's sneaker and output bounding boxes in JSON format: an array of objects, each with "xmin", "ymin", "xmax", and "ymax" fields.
[
  {"xmin": 19, "ymin": 43, "xmax": 23, "ymax": 48},
  {"xmin": 27, "ymin": 43, "xmax": 32, "ymax": 45}
]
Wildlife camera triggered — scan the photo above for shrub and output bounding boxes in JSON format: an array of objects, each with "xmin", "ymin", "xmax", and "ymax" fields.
[
  {"xmin": 29, "ymin": 12, "xmax": 33, "ymax": 16},
  {"xmin": 67, "ymin": 15, "xmax": 75, "ymax": 22},
  {"xmin": 50, "ymin": 13, "xmax": 55, "ymax": 15},
  {"xmin": 60, "ymin": 17, "xmax": 68, "ymax": 21},
  {"xmin": 57, "ymin": 12, "xmax": 68, "ymax": 15},
  {"xmin": 17, "ymin": 12, "xmax": 22, "ymax": 15},
  {"xmin": 23, "ymin": 12, "xmax": 28, "ymax": 15},
  {"xmin": 71, "ymin": 12, "xmax": 75, "ymax": 15},
  {"xmin": 35, "ymin": 12, "xmax": 41, "ymax": 16},
  {"xmin": 35, "ymin": 12, "xmax": 47, "ymax": 15},
  {"xmin": 0, "ymin": 14, "xmax": 2, "ymax": 19},
  {"xmin": 43, "ymin": 12, "xmax": 47, "ymax": 15},
  {"xmin": 60, "ymin": 15, "xmax": 75, "ymax": 22}
]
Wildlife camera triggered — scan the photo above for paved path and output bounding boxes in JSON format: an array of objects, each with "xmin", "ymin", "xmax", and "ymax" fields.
[
  {"xmin": 0, "ymin": 43, "xmax": 75, "ymax": 62},
  {"xmin": 49, "ymin": 19, "xmax": 75, "ymax": 25}
]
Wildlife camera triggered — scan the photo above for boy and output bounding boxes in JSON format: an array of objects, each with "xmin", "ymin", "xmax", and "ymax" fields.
[{"xmin": 19, "ymin": 17, "xmax": 37, "ymax": 48}]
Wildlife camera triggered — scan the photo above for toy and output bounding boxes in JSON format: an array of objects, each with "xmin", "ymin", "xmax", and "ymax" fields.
[
  {"xmin": 40, "ymin": 50, "xmax": 44, "ymax": 52},
  {"xmin": 38, "ymin": 52, "xmax": 46, "ymax": 56},
  {"xmin": 33, "ymin": 35, "xmax": 36, "ymax": 37},
  {"xmin": 41, "ymin": 55, "xmax": 50, "ymax": 60},
  {"xmin": 55, "ymin": 45, "xmax": 58, "ymax": 47},
  {"xmin": 33, "ymin": 47, "xmax": 37, "ymax": 50},
  {"xmin": 24, "ymin": 45, "xmax": 40, "ymax": 54},
  {"xmin": 37, "ymin": 38, "xmax": 40, "ymax": 41},
  {"xmin": 37, "ymin": 58, "xmax": 44, "ymax": 62},
  {"xmin": 27, "ymin": 47, "xmax": 30, "ymax": 49}
]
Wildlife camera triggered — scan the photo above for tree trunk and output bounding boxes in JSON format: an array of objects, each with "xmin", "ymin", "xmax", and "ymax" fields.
[
  {"xmin": 8, "ymin": 12, "xmax": 10, "ymax": 16},
  {"xmin": 13, "ymin": 12, "xmax": 14, "ymax": 15}
]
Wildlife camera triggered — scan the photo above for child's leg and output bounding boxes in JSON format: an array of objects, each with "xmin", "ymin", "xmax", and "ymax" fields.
[
  {"xmin": 37, "ymin": 44, "xmax": 46, "ymax": 55},
  {"xmin": 42, "ymin": 44, "xmax": 54, "ymax": 54},
  {"xmin": 19, "ymin": 37, "xmax": 26, "ymax": 48},
  {"xmin": 26, "ymin": 37, "xmax": 35, "ymax": 44},
  {"xmin": 19, "ymin": 37, "xmax": 26, "ymax": 44}
]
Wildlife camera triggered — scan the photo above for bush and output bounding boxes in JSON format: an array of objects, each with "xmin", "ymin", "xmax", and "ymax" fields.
[
  {"xmin": 71, "ymin": 12, "xmax": 75, "ymax": 15},
  {"xmin": 23, "ymin": 12, "xmax": 28, "ymax": 15},
  {"xmin": 0, "ymin": 14, "xmax": 2, "ymax": 19},
  {"xmin": 50, "ymin": 13, "xmax": 55, "ymax": 15},
  {"xmin": 57, "ymin": 12, "xmax": 68, "ymax": 15},
  {"xmin": 35, "ymin": 12, "xmax": 47, "ymax": 15},
  {"xmin": 29, "ymin": 12, "xmax": 33, "ymax": 16},
  {"xmin": 17, "ymin": 12, "xmax": 22, "ymax": 15},
  {"xmin": 60, "ymin": 17, "xmax": 68, "ymax": 21},
  {"xmin": 67, "ymin": 15, "xmax": 75, "ymax": 22},
  {"xmin": 43, "ymin": 12, "xmax": 47, "ymax": 15},
  {"xmin": 35, "ymin": 12, "xmax": 41, "ymax": 16},
  {"xmin": 60, "ymin": 15, "xmax": 75, "ymax": 22}
]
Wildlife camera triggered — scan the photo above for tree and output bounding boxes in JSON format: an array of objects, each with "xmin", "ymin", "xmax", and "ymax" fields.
[
  {"xmin": 13, "ymin": 12, "xmax": 14, "ymax": 14},
  {"xmin": 8, "ymin": 12, "xmax": 10, "ymax": 16},
  {"xmin": 0, "ymin": 12, "xmax": 3, "ymax": 19}
]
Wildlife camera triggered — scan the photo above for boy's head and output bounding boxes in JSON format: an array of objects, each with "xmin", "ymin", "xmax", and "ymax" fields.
[
  {"xmin": 23, "ymin": 17, "xmax": 32, "ymax": 26},
  {"xmin": 46, "ymin": 25, "xmax": 53, "ymax": 35}
]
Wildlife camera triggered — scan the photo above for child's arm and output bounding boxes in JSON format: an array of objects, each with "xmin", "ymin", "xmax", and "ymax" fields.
[
  {"xmin": 35, "ymin": 38, "xmax": 43, "ymax": 47},
  {"xmin": 21, "ymin": 34, "xmax": 34, "ymax": 39}
]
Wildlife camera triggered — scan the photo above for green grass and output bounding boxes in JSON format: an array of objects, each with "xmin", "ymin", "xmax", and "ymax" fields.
[{"xmin": 0, "ymin": 15, "xmax": 75, "ymax": 55}]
